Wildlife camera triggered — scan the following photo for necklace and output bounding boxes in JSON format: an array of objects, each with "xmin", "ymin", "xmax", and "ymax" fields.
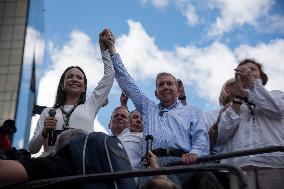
[{"xmin": 60, "ymin": 104, "xmax": 79, "ymax": 129}]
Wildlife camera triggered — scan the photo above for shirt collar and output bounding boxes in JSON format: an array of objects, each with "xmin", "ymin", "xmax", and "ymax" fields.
[{"xmin": 159, "ymin": 101, "xmax": 178, "ymax": 111}]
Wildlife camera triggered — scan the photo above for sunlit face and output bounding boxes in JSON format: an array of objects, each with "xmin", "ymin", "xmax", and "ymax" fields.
[
  {"xmin": 156, "ymin": 75, "xmax": 179, "ymax": 107},
  {"xmin": 130, "ymin": 111, "xmax": 143, "ymax": 133},
  {"xmin": 63, "ymin": 68, "xmax": 86, "ymax": 97},
  {"xmin": 110, "ymin": 108, "xmax": 129, "ymax": 135},
  {"xmin": 242, "ymin": 62, "xmax": 261, "ymax": 81}
]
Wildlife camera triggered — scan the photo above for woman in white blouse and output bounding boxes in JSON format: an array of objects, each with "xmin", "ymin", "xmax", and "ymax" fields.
[
  {"xmin": 28, "ymin": 29, "xmax": 115, "ymax": 156},
  {"xmin": 217, "ymin": 59, "xmax": 284, "ymax": 189},
  {"xmin": 204, "ymin": 78, "xmax": 237, "ymax": 152}
]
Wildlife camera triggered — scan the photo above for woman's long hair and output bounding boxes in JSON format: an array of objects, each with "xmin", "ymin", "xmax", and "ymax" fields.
[{"xmin": 53, "ymin": 66, "xmax": 87, "ymax": 108}]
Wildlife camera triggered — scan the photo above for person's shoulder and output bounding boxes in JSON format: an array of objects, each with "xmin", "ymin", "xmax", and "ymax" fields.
[
  {"xmin": 253, "ymin": 80, "xmax": 284, "ymax": 97},
  {"xmin": 40, "ymin": 107, "xmax": 59, "ymax": 117},
  {"xmin": 183, "ymin": 104, "xmax": 202, "ymax": 113},
  {"xmin": 118, "ymin": 128, "xmax": 131, "ymax": 137},
  {"xmin": 270, "ymin": 89, "xmax": 284, "ymax": 96},
  {"xmin": 41, "ymin": 107, "xmax": 52, "ymax": 114}
]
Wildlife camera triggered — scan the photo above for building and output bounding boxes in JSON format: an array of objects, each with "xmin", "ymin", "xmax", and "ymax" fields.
[{"xmin": 0, "ymin": 0, "xmax": 44, "ymax": 149}]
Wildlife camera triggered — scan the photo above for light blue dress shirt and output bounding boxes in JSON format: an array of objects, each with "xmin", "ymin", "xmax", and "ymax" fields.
[{"xmin": 111, "ymin": 53, "xmax": 209, "ymax": 157}]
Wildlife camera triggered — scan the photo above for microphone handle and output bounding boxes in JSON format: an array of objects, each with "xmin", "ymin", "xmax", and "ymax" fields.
[
  {"xmin": 47, "ymin": 108, "xmax": 56, "ymax": 146},
  {"xmin": 48, "ymin": 130, "xmax": 53, "ymax": 146},
  {"xmin": 145, "ymin": 140, "xmax": 152, "ymax": 167}
]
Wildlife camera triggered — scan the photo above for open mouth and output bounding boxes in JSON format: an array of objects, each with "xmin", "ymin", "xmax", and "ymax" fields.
[{"xmin": 69, "ymin": 83, "xmax": 80, "ymax": 88}]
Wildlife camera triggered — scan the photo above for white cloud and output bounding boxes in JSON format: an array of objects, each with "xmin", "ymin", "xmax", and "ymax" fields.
[
  {"xmin": 140, "ymin": 0, "xmax": 199, "ymax": 26},
  {"xmin": 140, "ymin": 0, "xmax": 283, "ymax": 35},
  {"xmin": 116, "ymin": 20, "xmax": 236, "ymax": 103},
  {"xmin": 116, "ymin": 20, "xmax": 284, "ymax": 103},
  {"xmin": 94, "ymin": 118, "xmax": 109, "ymax": 134},
  {"xmin": 140, "ymin": 0, "xmax": 169, "ymax": 9},
  {"xmin": 257, "ymin": 14, "xmax": 284, "ymax": 33},
  {"xmin": 34, "ymin": 21, "xmax": 284, "ymax": 145},
  {"xmin": 176, "ymin": 0, "xmax": 198, "ymax": 25},
  {"xmin": 208, "ymin": 0, "xmax": 274, "ymax": 36},
  {"xmin": 235, "ymin": 39, "xmax": 284, "ymax": 91},
  {"xmin": 24, "ymin": 27, "xmax": 45, "ymax": 65},
  {"xmin": 30, "ymin": 30, "xmax": 108, "ymax": 146},
  {"xmin": 39, "ymin": 30, "xmax": 104, "ymax": 106}
]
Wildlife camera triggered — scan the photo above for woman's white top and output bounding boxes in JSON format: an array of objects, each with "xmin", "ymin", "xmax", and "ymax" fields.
[
  {"xmin": 218, "ymin": 79, "xmax": 284, "ymax": 168},
  {"xmin": 28, "ymin": 50, "xmax": 115, "ymax": 155}
]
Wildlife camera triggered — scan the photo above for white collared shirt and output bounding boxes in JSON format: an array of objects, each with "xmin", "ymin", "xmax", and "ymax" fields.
[
  {"xmin": 218, "ymin": 79, "xmax": 284, "ymax": 168},
  {"xmin": 118, "ymin": 128, "xmax": 143, "ymax": 169}
]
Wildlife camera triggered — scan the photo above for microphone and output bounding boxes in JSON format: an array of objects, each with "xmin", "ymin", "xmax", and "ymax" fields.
[
  {"xmin": 48, "ymin": 108, "xmax": 56, "ymax": 146},
  {"xmin": 48, "ymin": 108, "xmax": 56, "ymax": 117},
  {"xmin": 145, "ymin": 135, "xmax": 153, "ymax": 167}
]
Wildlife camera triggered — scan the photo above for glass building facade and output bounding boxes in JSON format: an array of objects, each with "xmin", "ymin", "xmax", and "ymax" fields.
[{"xmin": 0, "ymin": 0, "xmax": 44, "ymax": 148}]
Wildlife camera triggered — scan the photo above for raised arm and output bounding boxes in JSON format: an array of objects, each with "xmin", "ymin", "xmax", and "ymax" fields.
[
  {"xmin": 217, "ymin": 106, "xmax": 241, "ymax": 144},
  {"xmin": 85, "ymin": 29, "xmax": 115, "ymax": 117},
  {"xmin": 105, "ymin": 29, "xmax": 153, "ymax": 114},
  {"xmin": 247, "ymin": 80, "xmax": 284, "ymax": 118},
  {"xmin": 235, "ymin": 63, "xmax": 284, "ymax": 118},
  {"xmin": 120, "ymin": 92, "xmax": 129, "ymax": 109}
]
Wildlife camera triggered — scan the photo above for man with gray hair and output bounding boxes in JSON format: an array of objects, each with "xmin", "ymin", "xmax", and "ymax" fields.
[
  {"xmin": 105, "ymin": 29, "xmax": 209, "ymax": 186},
  {"xmin": 109, "ymin": 106, "xmax": 143, "ymax": 170}
]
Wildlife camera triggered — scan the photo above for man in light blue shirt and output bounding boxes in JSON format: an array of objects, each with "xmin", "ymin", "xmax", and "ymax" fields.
[{"xmin": 104, "ymin": 29, "xmax": 209, "ymax": 185}]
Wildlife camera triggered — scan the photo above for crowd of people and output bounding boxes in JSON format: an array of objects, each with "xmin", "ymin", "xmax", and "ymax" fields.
[{"xmin": 0, "ymin": 28, "xmax": 283, "ymax": 189}]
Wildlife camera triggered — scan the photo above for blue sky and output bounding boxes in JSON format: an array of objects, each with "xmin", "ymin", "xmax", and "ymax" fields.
[{"xmin": 30, "ymin": 0, "xmax": 284, "ymax": 141}]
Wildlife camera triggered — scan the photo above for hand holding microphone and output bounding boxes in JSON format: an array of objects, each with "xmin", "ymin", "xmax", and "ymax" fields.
[
  {"xmin": 42, "ymin": 109, "xmax": 57, "ymax": 141},
  {"xmin": 144, "ymin": 135, "xmax": 153, "ymax": 167},
  {"xmin": 143, "ymin": 150, "xmax": 159, "ymax": 168}
]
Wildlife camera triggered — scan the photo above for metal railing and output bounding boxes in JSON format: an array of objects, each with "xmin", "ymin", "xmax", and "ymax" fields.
[
  {"xmin": 3, "ymin": 145, "xmax": 284, "ymax": 189},
  {"xmin": 3, "ymin": 164, "xmax": 246, "ymax": 189},
  {"xmin": 164, "ymin": 145, "xmax": 284, "ymax": 166}
]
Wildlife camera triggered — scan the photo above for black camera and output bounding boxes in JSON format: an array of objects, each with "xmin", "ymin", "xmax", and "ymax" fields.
[{"xmin": 48, "ymin": 127, "xmax": 70, "ymax": 146}]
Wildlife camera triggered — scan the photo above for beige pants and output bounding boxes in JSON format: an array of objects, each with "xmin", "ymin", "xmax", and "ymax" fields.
[{"xmin": 230, "ymin": 166, "xmax": 284, "ymax": 189}]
